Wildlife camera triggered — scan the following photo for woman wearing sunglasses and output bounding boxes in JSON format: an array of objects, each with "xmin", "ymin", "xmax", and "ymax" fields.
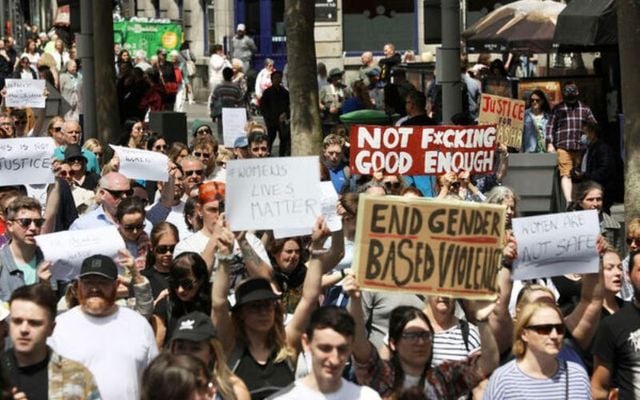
[
  {"xmin": 143, "ymin": 222, "xmax": 179, "ymax": 304},
  {"xmin": 522, "ymin": 89, "xmax": 550, "ymax": 153},
  {"xmin": 484, "ymin": 301, "xmax": 590, "ymax": 399},
  {"xmin": 345, "ymin": 275, "xmax": 499, "ymax": 399},
  {"xmin": 153, "ymin": 251, "xmax": 211, "ymax": 348},
  {"xmin": 115, "ymin": 197, "xmax": 150, "ymax": 270}
]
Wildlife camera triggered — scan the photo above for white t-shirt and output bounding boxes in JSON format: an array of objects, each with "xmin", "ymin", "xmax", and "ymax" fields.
[
  {"xmin": 268, "ymin": 378, "xmax": 381, "ymax": 400},
  {"xmin": 174, "ymin": 230, "xmax": 271, "ymax": 267},
  {"xmin": 48, "ymin": 306, "xmax": 159, "ymax": 400}
]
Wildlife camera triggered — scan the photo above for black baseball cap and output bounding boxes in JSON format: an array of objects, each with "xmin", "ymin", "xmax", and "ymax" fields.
[
  {"xmin": 171, "ymin": 311, "xmax": 217, "ymax": 342},
  {"xmin": 64, "ymin": 144, "xmax": 87, "ymax": 163},
  {"xmin": 233, "ymin": 278, "xmax": 280, "ymax": 310},
  {"xmin": 79, "ymin": 255, "xmax": 118, "ymax": 280}
]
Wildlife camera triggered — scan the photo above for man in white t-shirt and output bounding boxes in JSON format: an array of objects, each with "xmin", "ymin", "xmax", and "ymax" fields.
[
  {"xmin": 48, "ymin": 255, "xmax": 159, "ymax": 400},
  {"xmin": 174, "ymin": 181, "xmax": 271, "ymax": 282},
  {"xmin": 268, "ymin": 306, "xmax": 381, "ymax": 400}
]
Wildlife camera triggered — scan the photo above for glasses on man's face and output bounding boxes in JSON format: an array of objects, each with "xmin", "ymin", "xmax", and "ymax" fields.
[
  {"xmin": 400, "ymin": 330, "xmax": 433, "ymax": 343},
  {"xmin": 155, "ymin": 244, "xmax": 176, "ymax": 254},
  {"xmin": 104, "ymin": 188, "xmax": 134, "ymax": 199},
  {"xmin": 57, "ymin": 170, "xmax": 69, "ymax": 177},
  {"xmin": 12, "ymin": 218, "xmax": 45, "ymax": 229},
  {"xmin": 525, "ymin": 323, "xmax": 565, "ymax": 336},
  {"xmin": 169, "ymin": 278, "xmax": 197, "ymax": 291},
  {"xmin": 123, "ymin": 223, "xmax": 145, "ymax": 232},
  {"xmin": 193, "ymin": 152, "xmax": 211, "ymax": 159},
  {"xmin": 184, "ymin": 169, "xmax": 204, "ymax": 177}
]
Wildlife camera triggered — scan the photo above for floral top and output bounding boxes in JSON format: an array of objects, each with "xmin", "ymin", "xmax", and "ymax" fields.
[{"xmin": 355, "ymin": 342, "xmax": 484, "ymax": 399}]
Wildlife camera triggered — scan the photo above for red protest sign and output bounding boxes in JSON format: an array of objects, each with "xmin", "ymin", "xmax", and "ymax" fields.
[{"xmin": 349, "ymin": 124, "xmax": 497, "ymax": 176}]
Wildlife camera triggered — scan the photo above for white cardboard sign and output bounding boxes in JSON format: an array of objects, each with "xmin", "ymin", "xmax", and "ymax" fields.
[
  {"xmin": 226, "ymin": 156, "xmax": 321, "ymax": 231},
  {"xmin": 5, "ymin": 79, "xmax": 46, "ymax": 108},
  {"xmin": 0, "ymin": 137, "xmax": 55, "ymax": 186},
  {"xmin": 111, "ymin": 145, "xmax": 169, "ymax": 182},
  {"xmin": 222, "ymin": 108, "xmax": 248, "ymax": 147},
  {"xmin": 273, "ymin": 181, "xmax": 342, "ymax": 238},
  {"xmin": 35, "ymin": 226, "xmax": 126, "ymax": 282},
  {"xmin": 512, "ymin": 210, "xmax": 600, "ymax": 280}
]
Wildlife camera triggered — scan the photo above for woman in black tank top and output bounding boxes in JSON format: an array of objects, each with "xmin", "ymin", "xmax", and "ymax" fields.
[{"xmin": 212, "ymin": 219, "xmax": 337, "ymax": 400}]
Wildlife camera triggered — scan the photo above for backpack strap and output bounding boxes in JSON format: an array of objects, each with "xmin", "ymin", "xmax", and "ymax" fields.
[{"xmin": 459, "ymin": 318, "xmax": 470, "ymax": 352}]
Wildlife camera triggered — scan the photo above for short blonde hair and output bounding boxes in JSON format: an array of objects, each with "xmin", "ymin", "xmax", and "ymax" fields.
[{"xmin": 513, "ymin": 301, "xmax": 563, "ymax": 358}]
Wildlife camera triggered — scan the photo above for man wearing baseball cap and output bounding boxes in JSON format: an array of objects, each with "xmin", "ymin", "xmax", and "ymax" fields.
[
  {"xmin": 231, "ymin": 22, "xmax": 257, "ymax": 74},
  {"xmin": 49, "ymin": 255, "xmax": 158, "ymax": 400}
]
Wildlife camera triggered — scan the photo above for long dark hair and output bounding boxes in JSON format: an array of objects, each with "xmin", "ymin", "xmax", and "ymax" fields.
[
  {"xmin": 388, "ymin": 306, "xmax": 434, "ymax": 394},
  {"xmin": 119, "ymin": 118, "xmax": 142, "ymax": 146},
  {"xmin": 168, "ymin": 252, "xmax": 211, "ymax": 318},
  {"xmin": 528, "ymin": 89, "xmax": 551, "ymax": 113}
]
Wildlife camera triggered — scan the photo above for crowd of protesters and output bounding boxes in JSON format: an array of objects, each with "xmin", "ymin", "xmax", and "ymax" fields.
[{"xmin": 0, "ymin": 22, "xmax": 633, "ymax": 400}]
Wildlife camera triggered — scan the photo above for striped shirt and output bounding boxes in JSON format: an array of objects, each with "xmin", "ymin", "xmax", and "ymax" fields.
[
  {"xmin": 432, "ymin": 321, "xmax": 481, "ymax": 366},
  {"xmin": 483, "ymin": 359, "xmax": 591, "ymax": 400}
]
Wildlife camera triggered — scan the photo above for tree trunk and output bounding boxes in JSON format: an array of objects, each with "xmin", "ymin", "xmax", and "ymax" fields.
[
  {"xmin": 93, "ymin": 1, "xmax": 121, "ymax": 149},
  {"xmin": 285, "ymin": 0, "xmax": 323, "ymax": 156},
  {"xmin": 618, "ymin": 0, "xmax": 640, "ymax": 224}
]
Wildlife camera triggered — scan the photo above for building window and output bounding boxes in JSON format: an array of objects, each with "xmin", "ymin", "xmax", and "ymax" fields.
[
  {"xmin": 342, "ymin": 0, "xmax": 415, "ymax": 52},
  {"xmin": 207, "ymin": 0, "xmax": 215, "ymax": 51}
]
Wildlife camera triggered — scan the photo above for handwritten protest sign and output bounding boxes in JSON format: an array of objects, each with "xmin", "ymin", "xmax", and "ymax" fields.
[
  {"xmin": 35, "ymin": 226, "xmax": 126, "ymax": 282},
  {"xmin": 273, "ymin": 181, "xmax": 342, "ymax": 238},
  {"xmin": 226, "ymin": 156, "xmax": 321, "ymax": 231},
  {"xmin": 0, "ymin": 137, "xmax": 55, "ymax": 186},
  {"xmin": 352, "ymin": 195, "xmax": 505, "ymax": 299},
  {"xmin": 349, "ymin": 124, "xmax": 497, "ymax": 176},
  {"xmin": 110, "ymin": 145, "xmax": 169, "ymax": 182},
  {"xmin": 478, "ymin": 93, "xmax": 525, "ymax": 149},
  {"xmin": 511, "ymin": 210, "xmax": 600, "ymax": 280},
  {"xmin": 4, "ymin": 79, "xmax": 46, "ymax": 108},
  {"xmin": 222, "ymin": 108, "xmax": 248, "ymax": 147}
]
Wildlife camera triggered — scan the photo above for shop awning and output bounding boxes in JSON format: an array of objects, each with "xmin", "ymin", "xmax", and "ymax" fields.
[{"xmin": 553, "ymin": 0, "xmax": 617, "ymax": 48}]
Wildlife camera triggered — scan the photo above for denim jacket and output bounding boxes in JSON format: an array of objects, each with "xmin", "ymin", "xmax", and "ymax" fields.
[{"xmin": 522, "ymin": 108, "xmax": 549, "ymax": 153}]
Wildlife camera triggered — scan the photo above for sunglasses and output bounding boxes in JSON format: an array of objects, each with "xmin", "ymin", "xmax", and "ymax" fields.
[
  {"xmin": 384, "ymin": 181, "xmax": 401, "ymax": 190},
  {"xmin": 155, "ymin": 244, "xmax": 176, "ymax": 254},
  {"xmin": 193, "ymin": 152, "xmax": 211, "ymax": 159},
  {"xmin": 530, "ymin": 98, "xmax": 541, "ymax": 103},
  {"xmin": 184, "ymin": 169, "xmax": 204, "ymax": 177},
  {"xmin": 169, "ymin": 278, "xmax": 197, "ymax": 291},
  {"xmin": 525, "ymin": 323, "xmax": 565, "ymax": 335},
  {"xmin": 57, "ymin": 171, "xmax": 69, "ymax": 177},
  {"xmin": 400, "ymin": 330, "xmax": 433, "ymax": 343},
  {"xmin": 12, "ymin": 218, "xmax": 45, "ymax": 228},
  {"xmin": 627, "ymin": 238, "xmax": 640, "ymax": 246},
  {"xmin": 123, "ymin": 223, "xmax": 145, "ymax": 232},
  {"xmin": 53, "ymin": 126, "xmax": 63, "ymax": 132},
  {"xmin": 104, "ymin": 188, "xmax": 134, "ymax": 199},
  {"xmin": 197, "ymin": 128, "xmax": 212, "ymax": 134},
  {"xmin": 154, "ymin": 144, "xmax": 167, "ymax": 151}
]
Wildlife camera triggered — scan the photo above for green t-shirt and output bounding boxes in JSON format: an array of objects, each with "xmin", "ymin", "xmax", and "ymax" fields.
[{"xmin": 17, "ymin": 258, "xmax": 38, "ymax": 285}]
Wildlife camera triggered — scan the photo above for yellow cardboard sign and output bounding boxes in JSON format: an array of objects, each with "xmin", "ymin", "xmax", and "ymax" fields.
[
  {"xmin": 353, "ymin": 195, "xmax": 505, "ymax": 299},
  {"xmin": 478, "ymin": 93, "xmax": 525, "ymax": 149}
]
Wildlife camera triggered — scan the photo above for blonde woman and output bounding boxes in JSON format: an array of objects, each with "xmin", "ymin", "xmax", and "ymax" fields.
[
  {"xmin": 83, "ymin": 138, "xmax": 104, "ymax": 167},
  {"xmin": 484, "ymin": 301, "xmax": 590, "ymax": 399}
]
